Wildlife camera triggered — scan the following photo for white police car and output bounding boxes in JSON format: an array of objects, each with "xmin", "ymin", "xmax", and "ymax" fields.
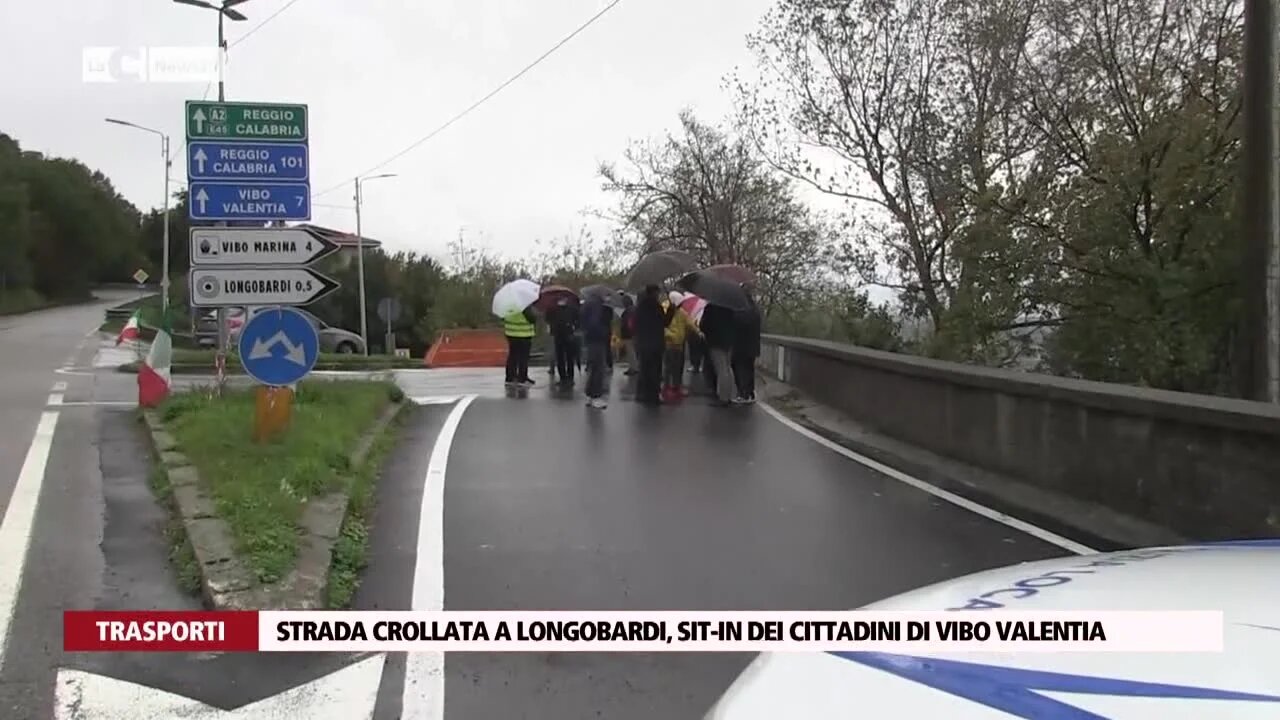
[{"xmin": 707, "ymin": 541, "xmax": 1280, "ymax": 719}]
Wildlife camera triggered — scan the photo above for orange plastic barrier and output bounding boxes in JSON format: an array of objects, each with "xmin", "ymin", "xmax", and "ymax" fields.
[{"xmin": 424, "ymin": 328, "xmax": 510, "ymax": 368}]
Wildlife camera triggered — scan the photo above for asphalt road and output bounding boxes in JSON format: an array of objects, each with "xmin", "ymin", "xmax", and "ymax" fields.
[
  {"xmin": 0, "ymin": 291, "xmax": 145, "ymax": 717},
  {"xmin": 0, "ymin": 307, "xmax": 1079, "ymax": 719}
]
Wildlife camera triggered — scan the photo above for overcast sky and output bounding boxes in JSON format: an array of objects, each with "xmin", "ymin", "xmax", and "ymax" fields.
[{"xmin": 2, "ymin": 0, "xmax": 784, "ymax": 265}]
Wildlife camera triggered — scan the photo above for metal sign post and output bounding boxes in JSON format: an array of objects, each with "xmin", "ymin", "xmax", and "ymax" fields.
[{"xmin": 185, "ymin": 98, "xmax": 321, "ymax": 398}]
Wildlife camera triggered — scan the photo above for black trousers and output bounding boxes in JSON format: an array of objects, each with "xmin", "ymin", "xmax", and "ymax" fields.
[
  {"xmin": 505, "ymin": 336, "xmax": 532, "ymax": 382},
  {"xmin": 553, "ymin": 334, "xmax": 576, "ymax": 382},
  {"xmin": 732, "ymin": 351, "xmax": 756, "ymax": 399},
  {"xmin": 637, "ymin": 347, "xmax": 663, "ymax": 403},
  {"xmin": 687, "ymin": 335, "xmax": 706, "ymax": 371}
]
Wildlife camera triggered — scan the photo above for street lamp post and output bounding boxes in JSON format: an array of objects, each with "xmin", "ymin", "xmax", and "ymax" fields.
[
  {"xmin": 353, "ymin": 173, "xmax": 397, "ymax": 356},
  {"xmin": 106, "ymin": 119, "xmax": 171, "ymax": 314},
  {"xmin": 173, "ymin": 0, "xmax": 250, "ymax": 389},
  {"xmin": 173, "ymin": 0, "xmax": 250, "ymax": 103}
]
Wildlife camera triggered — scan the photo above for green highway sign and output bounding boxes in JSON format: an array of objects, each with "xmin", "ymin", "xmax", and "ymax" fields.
[{"xmin": 185, "ymin": 100, "xmax": 308, "ymax": 142}]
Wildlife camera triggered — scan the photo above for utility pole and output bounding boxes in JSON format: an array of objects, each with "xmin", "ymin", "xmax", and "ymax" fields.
[
  {"xmin": 1239, "ymin": 0, "xmax": 1280, "ymax": 402},
  {"xmin": 354, "ymin": 178, "xmax": 366, "ymax": 356},
  {"xmin": 104, "ymin": 119, "xmax": 171, "ymax": 313},
  {"xmin": 352, "ymin": 173, "xmax": 396, "ymax": 356},
  {"xmin": 162, "ymin": 135, "xmax": 171, "ymax": 314},
  {"xmin": 174, "ymin": 0, "xmax": 251, "ymax": 389}
]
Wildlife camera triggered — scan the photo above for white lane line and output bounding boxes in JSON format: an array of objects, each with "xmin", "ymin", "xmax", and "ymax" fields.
[
  {"xmin": 47, "ymin": 394, "xmax": 64, "ymax": 407},
  {"xmin": 758, "ymin": 402, "xmax": 1096, "ymax": 556},
  {"xmin": 55, "ymin": 368, "xmax": 95, "ymax": 377},
  {"xmin": 0, "ymin": 407, "xmax": 60, "ymax": 672},
  {"xmin": 402, "ymin": 394, "xmax": 478, "ymax": 720},
  {"xmin": 409, "ymin": 396, "xmax": 461, "ymax": 406},
  {"xmin": 49, "ymin": 401, "xmax": 136, "ymax": 408},
  {"xmin": 51, "ymin": 381, "xmax": 68, "ymax": 393}
]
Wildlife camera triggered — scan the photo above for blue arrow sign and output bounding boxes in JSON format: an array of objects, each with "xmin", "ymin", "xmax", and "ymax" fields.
[
  {"xmin": 189, "ymin": 181, "xmax": 311, "ymax": 221},
  {"xmin": 238, "ymin": 307, "xmax": 320, "ymax": 386},
  {"xmin": 187, "ymin": 141, "xmax": 309, "ymax": 182}
]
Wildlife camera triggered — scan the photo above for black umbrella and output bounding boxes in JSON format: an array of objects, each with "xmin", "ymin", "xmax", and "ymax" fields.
[
  {"xmin": 676, "ymin": 271, "xmax": 751, "ymax": 311},
  {"xmin": 580, "ymin": 284, "xmax": 624, "ymax": 308},
  {"xmin": 625, "ymin": 250, "xmax": 698, "ymax": 291}
]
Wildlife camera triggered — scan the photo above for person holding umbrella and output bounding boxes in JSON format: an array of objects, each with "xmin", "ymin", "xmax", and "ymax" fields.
[
  {"xmin": 545, "ymin": 296, "xmax": 581, "ymax": 386},
  {"xmin": 503, "ymin": 305, "xmax": 537, "ymax": 386},
  {"xmin": 493, "ymin": 279, "xmax": 540, "ymax": 387},
  {"xmin": 633, "ymin": 284, "xmax": 676, "ymax": 405},
  {"xmin": 731, "ymin": 286, "xmax": 762, "ymax": 404},
  {"xmin": 699, "ymin": 303, "xmax": 737, "ymax": 405},
  {"xmin": 619, "ymin": 293, "xmax": 637, "ymax": 374},
  {"xmin": 580, "ymin": 291, "xmax": 614, "ymax": 409},
  {"xmin": 677, "ymin": 271, "xmax": 751, "ymax": 406},
  {"xmin": 662, "ymin": 291, "xmax": 700, "ymax": 402}
]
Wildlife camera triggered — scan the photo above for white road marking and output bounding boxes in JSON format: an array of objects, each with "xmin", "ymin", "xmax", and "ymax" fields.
[
  {"xmin": 55, "ymin": 654, "xmax": 386, "ymax": 720},
  {"xmin": 402, "ymin": 394, "xmax": 478, "ymax": 720},
  {"xmin": 758, "ymin": 402, "xmax": 1096, "ymax": 556},
  {"xmin": 0, "ymin": 407, "xmax": 60, "ymax": 672},
  {"xmin": 52, "ymin": 381, "xmax": 68, "ymax": 392},
  {"xmin": 55, "ymin": 367, "xmax": 96, "ymax": 377},
  {"xmin": 47, "ymin": 394, "xmax": 64, "ymax": 406},
  {"xmin": 49, "ymin": 401, "xmax": 136, "ymax": 408},
  {"xmin": 410, "ymin": 395, "xmax": 461, "ymax": 406}
]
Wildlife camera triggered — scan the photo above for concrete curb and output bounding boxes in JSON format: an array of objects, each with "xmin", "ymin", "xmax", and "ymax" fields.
[
  {"xmin": 757, "ymin": 374, "xmax": 1189, "ymax": 552},
  {"xmin": 119, "ymin": 363, "xmax": 415, "ymax": 376},
  {"xmin": 142, "ymin": 397, "xmax": 407, "ymax": 610}
]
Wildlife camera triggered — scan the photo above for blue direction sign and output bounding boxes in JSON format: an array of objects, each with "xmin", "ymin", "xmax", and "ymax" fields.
[
  {"xmin": 190, "ymin": 181, "xmax": 311, "ymax": 222},
  {"xmin": 238, "ymin": 307, "xmax": 319, "ymax": 386},
  {"xmin": 187, "ymin": 141, "xmax": 308, "ymax": 182}
]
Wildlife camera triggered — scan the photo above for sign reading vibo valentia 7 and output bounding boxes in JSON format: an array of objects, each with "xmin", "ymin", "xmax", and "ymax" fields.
[{"xmin": 185, "ymin": 100, "xmax": 308, "ymax": 141}]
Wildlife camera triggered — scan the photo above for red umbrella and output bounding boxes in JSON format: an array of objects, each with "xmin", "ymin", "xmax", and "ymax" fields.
[
  {"xmin": 533, "ymin": 285, "xmax": 580, "ymax": 310},
  {"xmin": 678, "ymin": 293, "xmax": 707, "ymax": 324},
  {"xmin": 704, "ymin": 264, "xmax": 756, "ymax": 287}
]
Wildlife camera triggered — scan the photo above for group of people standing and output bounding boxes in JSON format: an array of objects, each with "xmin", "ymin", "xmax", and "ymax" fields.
[{"xmin": 501, "ymin": 284, "xmax": 762, "ymax": 411}]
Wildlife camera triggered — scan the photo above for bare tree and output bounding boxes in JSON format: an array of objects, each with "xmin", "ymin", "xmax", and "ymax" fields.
[
  {"xmin": 1019, "ymin": 0, "xmax": 1244, "ymax": 390},
  {"xmin": 740, "ymin": 0, "xmax": 1051, "ymax": 361},
  {"xmin": 598, "ymin": 110, "xmax": 834, "ymax": 312}
]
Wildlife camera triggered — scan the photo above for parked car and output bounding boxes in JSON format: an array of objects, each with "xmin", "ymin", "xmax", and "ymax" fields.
[
  {"xmin": 193, "ymin": 309, "xmax": 246, "ymax": 348},
  {"xmin": 195, "ymin": 307, "xmax": 365, "ymax": 354},
  {"xmin": 706, "ymin": 541, "xmax": 1280, "ymax": 719},
  {"xmin": 237, "ymin": 307, "xmax": 366, "ymax": 354}
]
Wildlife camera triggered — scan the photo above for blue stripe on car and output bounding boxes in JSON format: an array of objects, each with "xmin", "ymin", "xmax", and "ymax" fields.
[{"xmin": 833, "ymin": 652, "xmax": 1280, "ymax": 719}]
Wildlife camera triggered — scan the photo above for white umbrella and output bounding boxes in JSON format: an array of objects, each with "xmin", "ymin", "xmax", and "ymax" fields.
[{"xmin": 492, "ymin": 279, "xmax": 540, "ymax": 318}]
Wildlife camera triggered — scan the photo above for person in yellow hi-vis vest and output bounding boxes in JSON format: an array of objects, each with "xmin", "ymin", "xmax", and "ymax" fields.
[
  {"xmin": 662, "ymin": 291, "xmax": 701, "ymax": 402},
  {"xmin": 503, "ymin": 306, "xmax": 537, "ymax": 386}
]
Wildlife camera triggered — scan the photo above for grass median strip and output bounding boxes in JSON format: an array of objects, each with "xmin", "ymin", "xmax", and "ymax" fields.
[
  {"xmin": 118, "ymin": 348, "xmax": 423, "ymax": 373},
  {"xmin": 160, "ymin": 380, "xmax": 399, "ymax": 584}
]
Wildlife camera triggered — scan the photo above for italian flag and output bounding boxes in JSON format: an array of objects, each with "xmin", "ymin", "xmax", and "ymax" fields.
[
  {"xmin": 137, "ymin": 312, "xmax": 172, "ymax": 408},
  {"xmin": 116, "ymin": 310, "xmax": 142, "ymax": 346}
]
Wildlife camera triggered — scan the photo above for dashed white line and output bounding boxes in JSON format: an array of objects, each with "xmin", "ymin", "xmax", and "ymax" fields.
[
  {"xmin": 49, "ymin": 401, "xmax": 136, "ymax": 408},
  {"xmin": 0, "ymin": 405, "xmax": 60, "ymax": 672},
  {"xmin": 402, "ymin": 394, "xmax": 477, "ymax": 720},
  {"xmin": 758, "ymin": 402, "xmax": 1096, "ymax": 556}
]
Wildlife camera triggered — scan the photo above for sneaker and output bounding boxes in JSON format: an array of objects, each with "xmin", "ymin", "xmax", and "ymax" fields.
[
  {"xmin": 591, "ymin": 398, "xmax": 607, "ymax": 409},
  {"xmin": 520, "ymin": 378, "xmax": 536, "ymax": 386}
]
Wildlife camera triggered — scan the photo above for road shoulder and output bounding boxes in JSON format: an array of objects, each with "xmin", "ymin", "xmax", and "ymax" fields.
[{"xmin": 757, "ymin": 373, "xmax": 1187, "ymax": 552}]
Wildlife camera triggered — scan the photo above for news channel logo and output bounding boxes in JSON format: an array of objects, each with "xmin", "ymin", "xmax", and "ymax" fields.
[{"xmin": 82, "ymin": 46, "xmax": 220, "ymax": 84}]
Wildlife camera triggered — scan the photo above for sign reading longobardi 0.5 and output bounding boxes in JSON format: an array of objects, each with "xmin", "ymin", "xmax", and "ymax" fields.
[{"xmin": 185, "ymin": 100, "xmax": 307, "ymax": 142}]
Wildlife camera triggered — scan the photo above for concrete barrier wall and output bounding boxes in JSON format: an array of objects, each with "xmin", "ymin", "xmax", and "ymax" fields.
[{"xmin": 760, "ymin": 335, "xmax": 1280, "ymax": 540}]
